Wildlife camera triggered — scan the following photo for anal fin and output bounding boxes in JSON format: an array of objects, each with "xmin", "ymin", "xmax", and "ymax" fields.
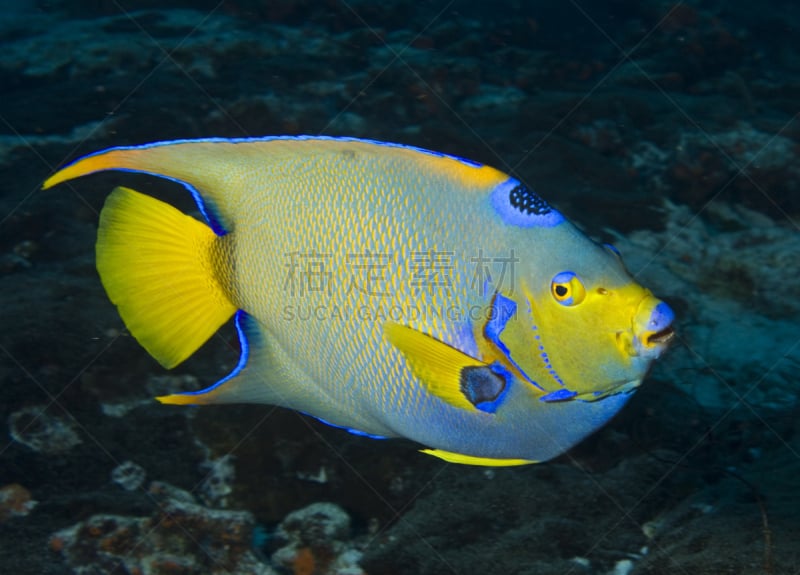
[{"xmin": 157, "ymin": 310, "xmax": 257, "ymax": 406}]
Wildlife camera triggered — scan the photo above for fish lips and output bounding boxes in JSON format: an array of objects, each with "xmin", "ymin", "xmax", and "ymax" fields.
[{"xmin": 633, "ymin": 300, "xmax": 675, "ymax": 359}]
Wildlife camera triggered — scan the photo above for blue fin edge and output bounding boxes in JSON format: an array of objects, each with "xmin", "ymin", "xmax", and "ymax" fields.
[
  {"xmin": 169, "ymin": 309, "xmax": 250, "ymax": 399},
  {"xmin": 306, "ymin": 414, "xmax": 390, "ymax": 440},
  {"xmin": 88, "ymin": 167, "xmax": 227, "ymax": 236},
  {"xmin": 119, "ymin": 135, "xmax": 484, "ymax": 167}
]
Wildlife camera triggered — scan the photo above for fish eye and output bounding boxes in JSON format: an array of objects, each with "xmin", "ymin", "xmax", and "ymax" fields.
[{"xmin": 551, "ymin": 271, "xmax": 586, "ymax": 306}]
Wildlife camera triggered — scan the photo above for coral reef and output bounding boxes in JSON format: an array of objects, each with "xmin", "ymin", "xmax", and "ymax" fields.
[
  {"xmin": 271, "ymin": 502, "xmax": 365, "ymax": 575},
  {"xmin": 110, "ymin": 461, "xmax": 147, "ymax": 492},
  {"xmin": 0, "ymin": 483, "xmax": 37, "ymax": 522},
  {"xmin": 7, "ymin": 405, "xmax": 82, "ymax": 454},
  {"xmin": 48, "ymin": 487, "xmax": 371, "ymax": 575},
  {"xmin": 50, "ymin": 481, "xmax": 275, "ymax": 575}
]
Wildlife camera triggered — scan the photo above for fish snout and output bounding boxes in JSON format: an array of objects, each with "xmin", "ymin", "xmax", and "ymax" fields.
[{"xmin": 633, "ymin": 298, "xmax": 675, "ymax": 359}]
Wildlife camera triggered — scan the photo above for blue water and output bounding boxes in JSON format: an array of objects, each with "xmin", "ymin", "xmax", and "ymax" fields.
[{"xmin": 1, "ymin": 1, "xmax": 798, "ymax": 573}]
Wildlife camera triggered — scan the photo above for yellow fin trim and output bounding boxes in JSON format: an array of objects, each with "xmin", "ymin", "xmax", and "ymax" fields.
[
  {"xmin": 421, "ymin": 448, "xmax": 537, "ymax": 466},
  {"xmin": 156, "ymin": 392, "xmax": 211, "ymax": 406},
  {"xmin": 43, "ymin": 149, "xmax": 139, "ymax": 189},
  {"xmin": 384, "ymin": 321, "xmax": 485, "ymax": 412},
  {"xmin": 97, "ymin": 187, "xmax": 236, "ymax": 369},
  {"xmin": 417, "ymin": 154, "xmax": 508, "ymax": 190}
]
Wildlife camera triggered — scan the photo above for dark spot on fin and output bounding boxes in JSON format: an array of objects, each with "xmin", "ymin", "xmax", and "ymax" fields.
[
  {"xmin": 461, "ymin": 366, "xmax": 504, "ymax": 405},
  {"xmin": 460, "ymin": 362, "xmax": 512, "ymax": 413}
]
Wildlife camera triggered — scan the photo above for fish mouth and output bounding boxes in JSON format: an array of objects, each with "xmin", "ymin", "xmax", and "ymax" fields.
[
  {"xmin": 646, "ymin": 326, "xmax": 675, "ymax": 346},
  {"xmin": 634, "ymin": 298, "xmax": 675, "ymax": 357}
]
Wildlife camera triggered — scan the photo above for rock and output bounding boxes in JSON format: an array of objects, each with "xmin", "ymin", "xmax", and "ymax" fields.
[{"xmin": 50, "ymin": 481, "xmax": 275, "ymax": 575}]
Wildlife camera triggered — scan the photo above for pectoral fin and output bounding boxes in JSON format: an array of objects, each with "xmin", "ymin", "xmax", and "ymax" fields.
[{"xmin": 384, "ymin": 322, "xmax": 488, "ymax": 412}]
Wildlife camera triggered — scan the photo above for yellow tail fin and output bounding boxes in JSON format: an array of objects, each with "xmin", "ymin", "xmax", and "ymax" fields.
[{"xmin": 97, "ymin": 187, "xmax": 236, "ymax": 368}]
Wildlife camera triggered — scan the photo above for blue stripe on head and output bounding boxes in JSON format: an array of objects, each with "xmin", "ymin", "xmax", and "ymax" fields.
[
  {"xmin": 485, "ymin": 292, "xmax": 516, "ymax": 357},
  {"xmin": 539, "ymin": 388, "xmax": 578, "ymax": 402},
  {"xmin": 484, "ymin": 292, "xmax": 544, "ymax": 391}
]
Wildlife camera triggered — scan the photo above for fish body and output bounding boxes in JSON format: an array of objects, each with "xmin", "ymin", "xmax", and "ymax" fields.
[{"xmin": 44, "ymin": 136, "xmax": 674, "ymax": 466}]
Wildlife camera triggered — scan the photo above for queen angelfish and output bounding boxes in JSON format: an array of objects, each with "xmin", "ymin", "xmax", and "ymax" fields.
[{"xmin": 44, "ymin": 136, "xmax": 675, "ymax": 466}]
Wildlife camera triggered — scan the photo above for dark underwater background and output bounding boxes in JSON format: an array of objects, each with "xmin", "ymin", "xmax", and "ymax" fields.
[{"xmin": 1, "ymin": 0, "xmax": 799, "ymax": 573}]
